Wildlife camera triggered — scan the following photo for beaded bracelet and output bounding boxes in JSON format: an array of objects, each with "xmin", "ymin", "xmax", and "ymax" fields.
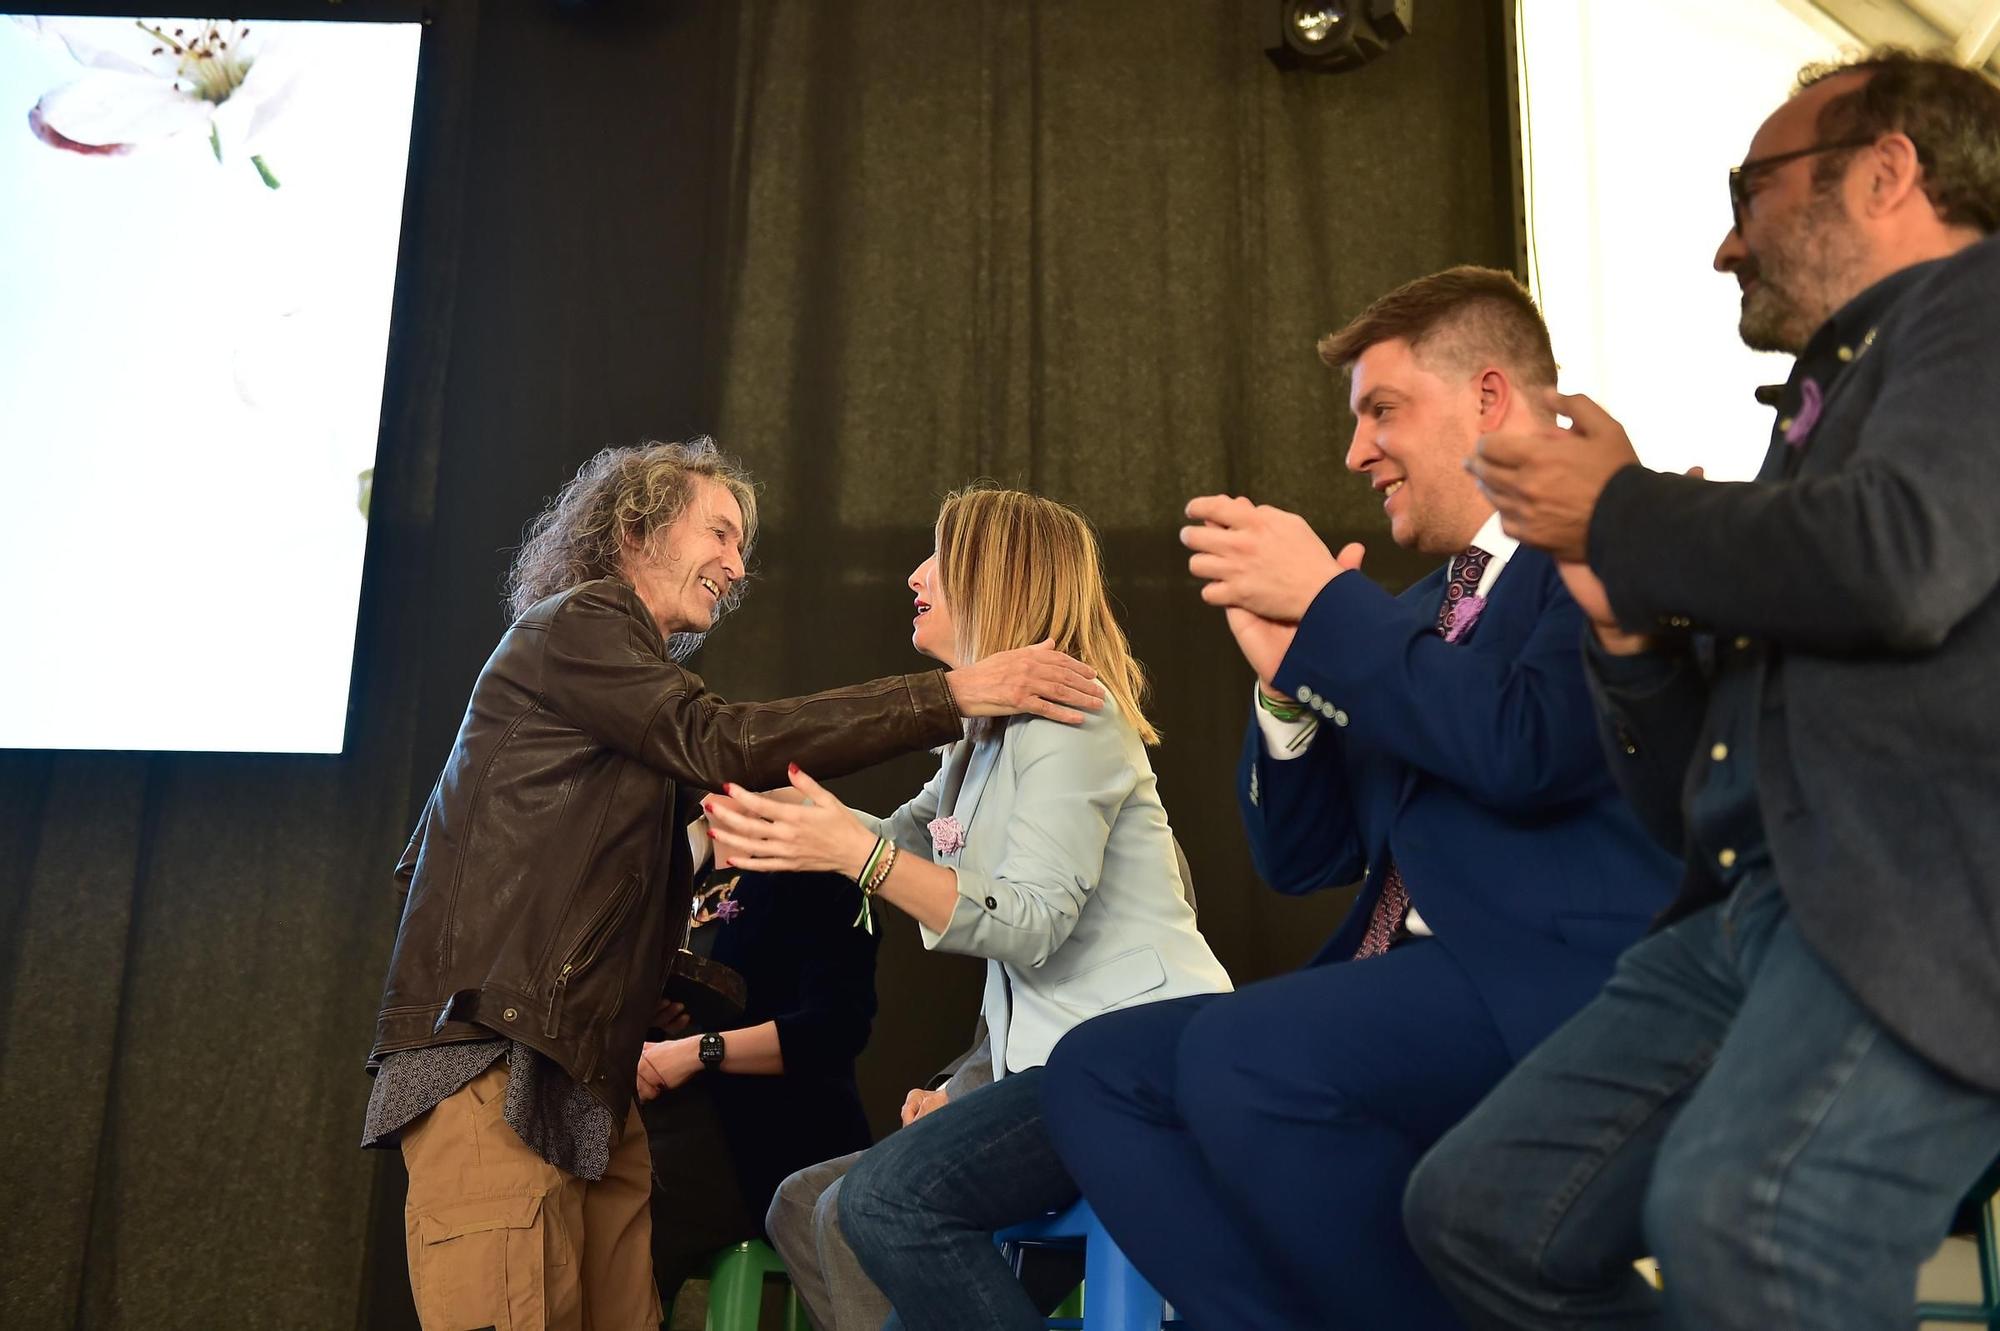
[{"xmin": 852, "ymin": 837, "xmax": 899, "ymax": 934}]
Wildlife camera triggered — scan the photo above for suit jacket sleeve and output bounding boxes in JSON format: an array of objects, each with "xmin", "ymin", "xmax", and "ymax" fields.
[
  {"xmin": 1583, "ymin": 634, "xmax": 1708, "ymax": 855},
  {"xmin": 1270, "ymin": 561, "xmax": 1612, "ymax": 812},
  {"xmin": 1235, "ymin": 702, "xmax": 1365, "ymax": 896},
  {"xmin": 1589, "ymin": 248, "xmax": 2000, "ymax": 652},
  {"xmin": 539, "ymin": 584, "xmax": 962, "ymax": 790},
  {"xmin": 920, "ymin": 713, "xmax": 1138, "ymax": 970}
]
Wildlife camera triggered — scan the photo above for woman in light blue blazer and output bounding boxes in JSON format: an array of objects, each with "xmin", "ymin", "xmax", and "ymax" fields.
[{"xmin": 708, "ymin": 486, "xmax": 1231, "ymax": 1330}]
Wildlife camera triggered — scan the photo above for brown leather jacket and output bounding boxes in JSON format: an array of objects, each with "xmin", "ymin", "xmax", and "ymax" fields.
[{"xmin": 369, "ymin": 578, "xmax": 961, "ymax": 1121}]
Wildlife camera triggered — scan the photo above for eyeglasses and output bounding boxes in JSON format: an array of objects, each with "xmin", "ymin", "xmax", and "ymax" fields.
[{"xmin": 1727, "ymin": 137, "xmax": 1876, "ymax": 233}]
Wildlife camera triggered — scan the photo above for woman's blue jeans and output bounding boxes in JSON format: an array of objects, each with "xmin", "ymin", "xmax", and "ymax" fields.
[{"xmin": 840, "ymin": 1066, "xmax": 1076, "ymax": 1331}]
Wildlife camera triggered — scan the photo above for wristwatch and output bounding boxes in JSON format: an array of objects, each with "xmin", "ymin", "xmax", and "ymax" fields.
[{"xmin": 698, "ymin": 1032, "xmax": 726, "ymax": 1069}]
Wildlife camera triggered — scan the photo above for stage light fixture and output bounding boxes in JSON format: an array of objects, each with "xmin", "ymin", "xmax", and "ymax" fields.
[{"xmin": 1264, "ymin": 0, "xmax": 1415, "ymax": 74}]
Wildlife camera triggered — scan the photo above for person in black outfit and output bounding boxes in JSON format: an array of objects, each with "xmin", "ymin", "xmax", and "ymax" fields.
[{"xmin": 636, "ymin": 857, "xmax": 878, "ymax": 1312}]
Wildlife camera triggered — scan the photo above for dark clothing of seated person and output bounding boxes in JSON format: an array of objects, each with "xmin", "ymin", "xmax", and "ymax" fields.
[{"xmin": 639, "ymin": 858, "xmax": 878, "ymax": 1310}]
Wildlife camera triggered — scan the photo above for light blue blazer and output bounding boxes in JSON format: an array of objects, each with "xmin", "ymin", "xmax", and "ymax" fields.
[{"xmin": 863, "ymin": 704, "xmax": 1232, "ymax": 1080}]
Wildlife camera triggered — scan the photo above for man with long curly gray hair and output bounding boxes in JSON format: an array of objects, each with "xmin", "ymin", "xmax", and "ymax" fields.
[
  {"xmin": 362, "ymin": 436, "xmax": 1101, "ymax": 1331},
  {"xmin": 507, "ymin": 437, "xmax": 757, "ymax": 659}
]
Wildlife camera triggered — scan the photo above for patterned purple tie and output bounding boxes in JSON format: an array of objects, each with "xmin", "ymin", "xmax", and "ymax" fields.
[{"xmin": 1355, "ymin": 545, "xmax": 1494, "ymax": 960}]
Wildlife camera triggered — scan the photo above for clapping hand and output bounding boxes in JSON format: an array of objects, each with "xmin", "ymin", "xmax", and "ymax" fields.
[
  {"xmin": 1182, "ymin": 495, "xmax": 1357, "ymax": 621},
  {"xmin": 1468, "ymin": 391, "xmax": 1639, "ymax": 563},
  {"xmin": 705, "ymin": 766, "xmax": 877, "ymax": 878}
]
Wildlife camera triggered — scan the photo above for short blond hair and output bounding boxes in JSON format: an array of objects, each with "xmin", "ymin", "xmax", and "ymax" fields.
[{"xmin": 935, "ymin": 487, "xmax": 1159, "ymax": 745}]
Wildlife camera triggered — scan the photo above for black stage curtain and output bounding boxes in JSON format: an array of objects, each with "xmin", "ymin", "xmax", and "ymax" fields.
[{"xmin": 0, "ymin": 3, "xmax": 1513, "ymax": 1326}]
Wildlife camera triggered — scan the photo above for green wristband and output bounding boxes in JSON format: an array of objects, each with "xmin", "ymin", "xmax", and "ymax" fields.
[{"xmin": 1255, "ymin": 687, "xmax": 1306, "ymax": 724}]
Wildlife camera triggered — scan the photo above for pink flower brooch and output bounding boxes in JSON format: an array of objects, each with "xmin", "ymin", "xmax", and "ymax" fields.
[{"xmin": 928, "ymin": 815, "xmax": 967, "ymax": 855}]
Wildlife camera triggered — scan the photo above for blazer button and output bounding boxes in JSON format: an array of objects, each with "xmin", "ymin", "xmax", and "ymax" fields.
[
  {"xmin": 502, "ymin": 1007, "xmax": 518, "ymax": 1022},
  {"xmin": 1332, "ymin": 709, "xmax": 1350, "ymax": 727},
  {"xmin": 985, "ymin": 896, "xmax": 998, "ymax": 910}
]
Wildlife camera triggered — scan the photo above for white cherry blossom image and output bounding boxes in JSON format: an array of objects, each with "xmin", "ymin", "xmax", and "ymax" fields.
[{"xmin": 17, "ymin": 16, "xmax": 299, "ymax": 185}]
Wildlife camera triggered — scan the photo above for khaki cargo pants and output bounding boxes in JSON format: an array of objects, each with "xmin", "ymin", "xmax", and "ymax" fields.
[{"xmin": 400, "ymin": 1062, "xmax": 660, "ymax": 1331}]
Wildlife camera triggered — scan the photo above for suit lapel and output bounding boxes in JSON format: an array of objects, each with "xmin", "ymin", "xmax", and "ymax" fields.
[
  {"xmin": 1391, "ymin": 553, "xmax": 1537, "ymax": 811},
  {"xmin": 935, "ymin": 737, "xmax": 975, "ymax": 815},
  {"xmin": 946, "ymin": 727, "xmax": 1006, "ymax": 857}
]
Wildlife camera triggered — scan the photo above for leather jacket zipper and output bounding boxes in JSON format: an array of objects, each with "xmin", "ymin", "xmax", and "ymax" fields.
[{"xmin": 545, "ymin": 874, "xmax": 639, "ymax": 1038}]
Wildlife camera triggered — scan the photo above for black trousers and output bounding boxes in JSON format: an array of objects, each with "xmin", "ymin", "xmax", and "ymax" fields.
[{"xmin": 642, "ymin": 1078, "xmax": 758, "ymax": 1309}]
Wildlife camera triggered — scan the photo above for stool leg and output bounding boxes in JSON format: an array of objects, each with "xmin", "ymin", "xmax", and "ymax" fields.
[
  {"xmin": 706, "ymin": 1242, "xmax": 764, "ymax": 1331},
  {"xmin": 1081, "ymin": 1232, "xmax": 1163, "ymax": 1331}
]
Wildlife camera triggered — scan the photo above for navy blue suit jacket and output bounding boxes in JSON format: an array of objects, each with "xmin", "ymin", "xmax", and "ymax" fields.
[{"xmin": 1239, "ymin": 545, "xmax": 1679, "ymax": 1060}]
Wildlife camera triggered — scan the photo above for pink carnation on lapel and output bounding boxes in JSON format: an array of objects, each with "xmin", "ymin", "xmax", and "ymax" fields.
[
  {"xmin": 928, "ymin": 815, "xmax": 966, "ymax": 855},
  {"xmin": 1443, "ymin": 594, "xmax": 1487, "ymax": 644}
]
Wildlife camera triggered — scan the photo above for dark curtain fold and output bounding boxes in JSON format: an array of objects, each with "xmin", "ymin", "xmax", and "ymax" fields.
[{"xmin": 0, "ymin": 2, "xmax": 1513, "ymax": 1326}]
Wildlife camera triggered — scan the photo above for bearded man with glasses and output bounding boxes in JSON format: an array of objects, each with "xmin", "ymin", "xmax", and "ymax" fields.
[{"xmin": 1405, "ymin": 48, "xmax": 2000, "ymax": 1331}]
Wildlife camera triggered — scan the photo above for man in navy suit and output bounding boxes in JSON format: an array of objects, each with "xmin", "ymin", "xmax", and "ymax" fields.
[{"xmin": 1040, "ymin": 266, "xmax": 1679, "ymax": 1329}]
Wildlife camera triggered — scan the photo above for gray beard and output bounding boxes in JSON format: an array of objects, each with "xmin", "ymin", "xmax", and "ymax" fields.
[
  {"xmin": 1736, "ymin": 190, "xmax": 1866, "ymax": 355},
  {"xmin": 1738, "ymin": 285, "xmax": 1811, "ymax": 354}
]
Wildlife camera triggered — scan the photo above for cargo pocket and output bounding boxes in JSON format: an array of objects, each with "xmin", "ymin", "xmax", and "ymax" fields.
[{"xmin": 406, "ymin": 1192, "xmax": 555, "ymax": 1331}]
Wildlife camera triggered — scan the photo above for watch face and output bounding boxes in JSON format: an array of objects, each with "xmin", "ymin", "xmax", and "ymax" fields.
[{"xmin": 700, "ymin": 1032, "xmax": 725, "ymax": 1066}]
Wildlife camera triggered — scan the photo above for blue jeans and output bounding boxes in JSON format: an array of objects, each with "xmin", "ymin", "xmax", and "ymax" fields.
[
  {"xmin": 1406, "ymin": 872, "xmax": 2000, "ymax": 1330},
  {"xmin": 839, "ymin": 1066, "xmax": 1077, "ymax": 1331}
]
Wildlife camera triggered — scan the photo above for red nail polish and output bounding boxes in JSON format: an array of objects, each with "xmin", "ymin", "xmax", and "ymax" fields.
[{"xmin": 788, "ymin": 762, "xmax": 800, "ymax": 776}]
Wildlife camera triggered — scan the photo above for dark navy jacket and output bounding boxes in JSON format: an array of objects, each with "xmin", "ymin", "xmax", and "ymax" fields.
[
  {"xmin": 1240, "ymin": 545, "xmax": 1679, "ymax": 1060},
  {"xmin": 1585, "ymin": 233, "xmax": 2000, "ymax": 1093}
]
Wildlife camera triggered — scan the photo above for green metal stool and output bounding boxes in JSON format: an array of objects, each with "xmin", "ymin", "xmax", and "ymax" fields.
[
  {"xmin": 703, "ymin": 1239, "xmax": 807, "ymax": 1331},
  {"xmin": 1917, "ymin": 1158, "xmax": 2000, "ymax": 1328}
]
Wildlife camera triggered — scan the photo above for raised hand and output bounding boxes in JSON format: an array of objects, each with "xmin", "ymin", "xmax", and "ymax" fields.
[
  {"xmin": 1469, "ymin": 390, "xmax": 1640, "ymax": 563},
  {"xmin": 705, "ymin": 766, "xmax": 878, "ymax": 877},
  {"xmin": 944, "ymin": 639, "xmax": 1103, "ymax": 724},
  {"xmin": 1226, "ymin": 608, "xmax": 1298, "ymax": 690},
  {"xmin": 1182, "ymin": 495, "xmax": 1344, "ymax": 620}
]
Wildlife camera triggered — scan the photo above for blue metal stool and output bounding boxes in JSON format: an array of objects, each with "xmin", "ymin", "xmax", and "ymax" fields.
[
  {"xmin": 1918, "ymin": 1158, "xmax": 2000, "ymax": 1327},
  {"xmin": 995, "ymin": 1198, "xmax": 1175, "ymax": 1331}
]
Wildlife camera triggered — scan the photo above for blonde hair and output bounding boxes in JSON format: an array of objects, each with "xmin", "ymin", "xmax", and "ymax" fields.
[{"xmin": 934, "ymin": 486, "xmax": 1159, "ymax": 745}]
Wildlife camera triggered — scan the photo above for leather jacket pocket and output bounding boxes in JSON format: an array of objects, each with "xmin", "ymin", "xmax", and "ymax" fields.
[{"xmin": 545, "ymin": 874, "xmax": 641, "ymax": 1038}]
